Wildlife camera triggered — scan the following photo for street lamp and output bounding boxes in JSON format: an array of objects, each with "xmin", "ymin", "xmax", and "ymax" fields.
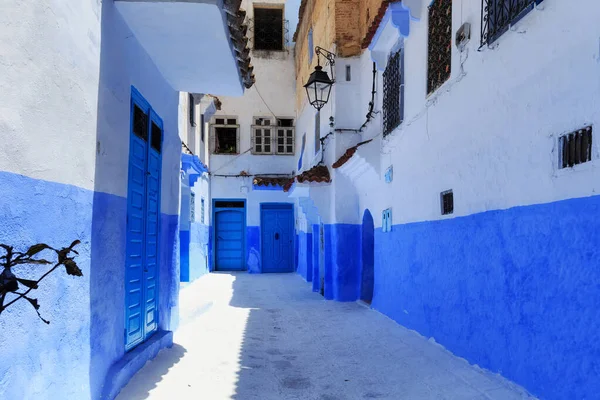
[{"xmin": 304, "ymin": 46, "xmax": 336, "ymax": 111}]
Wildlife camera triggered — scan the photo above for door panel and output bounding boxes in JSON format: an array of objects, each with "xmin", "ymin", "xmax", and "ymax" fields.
[
  {"xmin": 215, "ymin": 210, "xmax": 245, "ymax": 271},
  {"xmin": 125, "ymin": 91, "xmax": 162, "ymax": 351},
  {"xmin": 125, "ymin": 134, "xmax": 148, "ymax": 350},
  {"xmin": 261, "ymin": 205, "xmax": 294, "ymax": 273}
]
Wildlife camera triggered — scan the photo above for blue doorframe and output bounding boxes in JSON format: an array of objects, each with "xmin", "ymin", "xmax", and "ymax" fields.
[
  {"xmin": 212, "ymin": 199, "xmax": 247, "ymax": 271},
  {"xmin": 260, "ymin": 203, "xmax": 295, "ymax": 273},
  {"xmin": 125, "ymin": 86, "xmax": 163, "ymax": 351}
]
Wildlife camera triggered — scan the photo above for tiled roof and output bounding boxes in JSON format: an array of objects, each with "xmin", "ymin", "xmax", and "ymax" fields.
[
  {"xmin": 361, "ymin": 0, "xmax": 402, "ymax": 49},
  {"xmin": 224, "ymin": 0, "xmax": 255, "ymax": 89},
  {"xmin": 283, "ymin": 165, "xmax": 332, "ymax": 192},
  {"xmin": 332, "ymin": 139, "xmax": 373, "ymax": 169},
  {"xmin": 253, "ymin": 176, "xmax": 291, "ymax": 187}
]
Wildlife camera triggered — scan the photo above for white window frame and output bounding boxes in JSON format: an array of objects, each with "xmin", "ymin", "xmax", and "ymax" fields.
[
  {"xmin": 251, "ymin": 117, "xmax": 295, "ymax": 156},
  {"xmin": 210, "ymin": 116, "xmax": 240, "ymax": 155}
]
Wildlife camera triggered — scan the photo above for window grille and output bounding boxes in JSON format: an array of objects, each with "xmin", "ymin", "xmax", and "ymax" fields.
[
  {"xmin": 560, "ymin": 126, "xmax": 593, "ymax": 169},
  {"xmin": 200, "ymin": 198, "xmax": 205, "ymax": 224},
  {"xmin": 252, "ymin": 118, "xmax": 295, "ymax": 155},
  {"xmin": 211, "ymin": 117, "xmax": 239, "ymax": 155},
  {"xmin": 480, "ymin": 0, "xmax": 543, "ymax": 47},
  {"xmin": 427, "ymin": 0, "xmax": 452, "ymax": 95},
  {"xmin": 133, "ymin": 105, "xmax": 148, "ymax": 141},
  {"xmin": 190, "ymin": 192, "xmax": 196, "ymax": 222},
  {"xmin": 253, "ymin": 8, "xmax": 284, "ymax": 51},
  {"xmin": 188, "ymin": 93, "xmax": 196, "ymax": 127},
  {"xmin": 383, "ymin": 50, "xmax": 404, "ymax": 136},
  {"xmin": 441, "ymin": 190, "xmax": 454, "ymax": 215},
  {"xmin": 151, "ymin": 121, "xmax": 162, "ymax": 153}
]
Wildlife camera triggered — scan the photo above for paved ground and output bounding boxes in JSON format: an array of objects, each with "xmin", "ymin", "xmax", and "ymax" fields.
[{"xmin": 117, "ymin": 273, "xmax": 535, "ymax": 400}]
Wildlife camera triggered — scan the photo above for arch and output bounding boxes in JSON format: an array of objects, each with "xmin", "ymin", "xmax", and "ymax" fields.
[{"xmin": 361, "ymin": 209, "xmax": 375, "ymax": 304}]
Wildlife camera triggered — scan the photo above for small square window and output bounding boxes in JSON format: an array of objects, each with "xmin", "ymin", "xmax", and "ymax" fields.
[
  {"xmin": 215, "ymin": 118, "xmax": 225, "ymax": 125},
  {"xmin": 441, "ymin": 190, "xmax": 454, "ymax": 215},
  {"xmin": 227, "ymin": 118, "xmax": 237, "ymax": 125}
]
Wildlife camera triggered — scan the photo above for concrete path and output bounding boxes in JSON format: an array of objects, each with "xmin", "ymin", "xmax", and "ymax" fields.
[{"xmin": 117, "ymin": 273, "xmax": 535, "ymax": 400}]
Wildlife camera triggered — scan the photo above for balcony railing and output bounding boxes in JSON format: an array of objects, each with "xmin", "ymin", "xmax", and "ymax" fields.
[{"xmin": 480, "ymin": 0, "xmax": 543, "ymax": 47}]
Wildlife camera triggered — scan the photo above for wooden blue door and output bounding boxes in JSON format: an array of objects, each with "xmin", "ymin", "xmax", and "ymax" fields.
[
  {"xmin": 125, "ymin": 89, "xmax": 162, "ymax": 351},
  {"xmin": 215, "ymin": 209, "xmax": 245, "ymax": 271},
  {"xmin": 261, "ymin": 204, "xmax": 294, "ymax": 273}
]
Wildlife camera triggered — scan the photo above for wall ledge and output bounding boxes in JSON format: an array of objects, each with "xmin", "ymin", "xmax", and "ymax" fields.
[{"xmin": 100, "ymin": 330, "xmax": 174, "ymax": 400}]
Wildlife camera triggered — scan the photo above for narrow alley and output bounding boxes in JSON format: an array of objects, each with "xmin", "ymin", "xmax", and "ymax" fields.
[{"xmin": 117, "ymin": 273, "xmax": 534, "ymax": 400}]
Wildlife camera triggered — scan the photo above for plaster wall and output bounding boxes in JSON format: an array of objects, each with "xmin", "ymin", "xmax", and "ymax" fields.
[
  {"xmin": 294, "ymin": 0, "xmax": 600, "ymax": 398},
  {"xmin": 0, "ymin": 1, "xmax": 182, "ymax": 399}
]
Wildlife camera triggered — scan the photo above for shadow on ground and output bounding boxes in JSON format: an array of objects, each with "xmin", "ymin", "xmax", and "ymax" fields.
[{"xmin": 114, "ymin": 344, "xmax": 187, "ymax": 400}]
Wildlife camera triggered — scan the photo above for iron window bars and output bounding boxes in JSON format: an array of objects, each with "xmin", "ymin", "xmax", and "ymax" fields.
[
  {"xmin": 441, "ymin": 190, "xmax": 454, "ymax": 215},
  {"xmin": 480, "ymin": 0, "xmax": 543, "ymax": 47},
  {"xmin": 427, "ymin": 0, "xmax": 452, "ymax": 95},
  {"xmin": 560, "ymin": 126, "xmax": 593, "ymax": 169},
  {"xmin": 252, "ymin": 118, "xmax": 295, "ymax": 155},
  {"xmin": 251, "ymin": 8, "xmax": 288, "ymax": 51},
  {"xmin": 383, "ymin": 49, "xmax": 404, "ymax": 136}
]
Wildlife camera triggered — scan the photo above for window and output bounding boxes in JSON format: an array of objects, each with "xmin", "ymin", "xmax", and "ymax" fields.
[
  {"xmin": 560, "ymin": 126, "xmax": 593, "ymax": 169},
  {"xmin": 188, "ymin": 93, "xmax": 196, "ymax": 127},
  {"xmin": 480, "ymin": 0, "xmax": 543, "ymax": 47},
  {"xmin": 427, "ymin": 0, "xmax": 452, "ymax": 95},
  {"xmin": 382, "ymin": 209, "xmax": 393, "ymax": 233},
  {"xmin": 211, "ymin": 117, "xmax": 239, "ymax": 154},
  {"xmin": 441, "ymin": 190, "xmax": 454, "ymax": 215},
  {"xmin": 151, "ymin": 121, "xmax": 162, "ymax": 153},
  {"xmin": 315, "ymin": 112, "xmax": 321, "ymax": 154},
  {"xmin": 133, "ymin": 104, "xmax": 148, "ymax": 140},
  {"xmin": 253, "ymin": 7, "xmax": 284, "ymax": 51},
  {"xmin": 346, "ymin": 65, "xmax": 352, "ymax": 82},
  {"xmin": 200, "ymin": 198, "xmax": 205, "ymax": 224},
  {"xmin": 190, "ymin": 192, "xmax": 196, "ymax": 222},
  {"xmin": 308, "ymin": 28, "xmax": 314, "ymax": 64},
  {"xmin": 252, "ymin": 118, "xmax": 295, "ymax": 155},
  {"xmin": 200, "ymin": 114, "xmax": 205, "ymax": 143},
  {"xmin": 383, "ymin": 50, "xmax": 404, "ymax": 136},
  {"xmin": 215, "ymin": 200, "xmax": 245, "ymax": 208}
]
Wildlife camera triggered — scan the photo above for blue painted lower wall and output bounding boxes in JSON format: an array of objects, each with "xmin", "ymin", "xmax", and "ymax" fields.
[
  {"xmin": 296, "ymin": 231, "xmax": 313, "ymax": 282},
  {"xmin": 372, "ymin": 196, "xmax": 600, "ymax": 400},
  {"xmin": 0, "ymin": 170, "xmax": 180, "ymax": 400},
  {"xmin": 247, "ymin": 226, "xmax": 260, "ymax": 273},
  {"xmin": 324, "ymin": 224, "xmax": 361, "ymax": 302},
  {"xmin": 180, "ymin": 223, "xmax": 209, "ymax": 283},
  {"xmin": 311, "ymin": 224, "xmax": 320, "ymax": 293}
]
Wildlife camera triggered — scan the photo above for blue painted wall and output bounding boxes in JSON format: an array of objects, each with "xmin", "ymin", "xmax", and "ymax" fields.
[
  {"xmin": 247, "ymin": 226, "xmax": 260, "ymax": 273},
  {"xmin": 323, "ymin": 224, "xmax": 361, "ymax": 302},
  {"xmin": 180, "ymin": 223, "xmax": 209, "ymax": 282},
  {"xmin": 297, "ymin": 231, "xmax": 313, "ymax": 282},
  {"xmin": 373, "ymin": 196, "xmax": 600, "ymax": 400},
  {"xmin": 311, "ymin": 224, "xmax": 320, "ymax": 293},
  {"xmin": 0, "ymin": 172, "xmax": 93, "ymax": 399},
  {"xmin": 361, "ymin": 210, "xmax": 375, "ymax": 303}
]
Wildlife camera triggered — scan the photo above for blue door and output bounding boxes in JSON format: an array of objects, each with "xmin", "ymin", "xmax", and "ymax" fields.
[
  {"xmin": 125, "ymin": 88, "xmax": 162, "ymax": 351},
  {"xmin": 261, "ymin": 204, "xmax": 294, "ymax": 273},
  {"xmin": 214, "ymin": 200, "xmax": 246, "ymax": 271}
]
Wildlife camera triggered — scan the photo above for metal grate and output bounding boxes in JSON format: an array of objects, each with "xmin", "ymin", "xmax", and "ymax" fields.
[
  {"xmin": 441, "ymin": 190, "xmax": 454, "ymax": 215},
  {"xmin": 427, "ymin": 0, "xmax": 452, "ymax": 95},
  {"xmin": 560, "ymin": 126, "xmax": 593, "ymax": 169},
  {"xmin": 480, "ymin": 0, "xmax": 542, "ymax": 47},
  {"xmin": 252, "ymin": 8, "xmax": 285, "ymax": 51},
  {"xmin": 151, "ymin": 122, "xmax": 162, "ymax": 153},
  {"xmin": 383, "ymin": 50, "xmax": 403, "ymax": 136},
  {"xmin": 133, "ymin": 105, "xmax": 148, "ymax": 141}
]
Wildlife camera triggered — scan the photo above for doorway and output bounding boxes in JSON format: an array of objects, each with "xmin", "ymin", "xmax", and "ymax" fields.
[
  {"xmin": 213, "ymin": 199, "xmax": 246, "ymax": 271},
  {"xmin": 124, "ymin": 88, "xmax": 163, "ymax": 351},
  {"xmin": 260, "ymin": 203, "xmax": 294, "ymax": 273},
  {"xmin": 361, "ymin": 210, "xmax": 375, "ymax": 304}
]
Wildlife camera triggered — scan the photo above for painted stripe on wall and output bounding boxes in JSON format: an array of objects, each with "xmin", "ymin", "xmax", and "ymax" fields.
[{"xmin": 373, "ymin": 195, "xmax": 600, "ymax": 400}]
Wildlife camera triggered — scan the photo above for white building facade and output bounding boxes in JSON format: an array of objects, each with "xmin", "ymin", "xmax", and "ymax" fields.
[{"xmin": 292, "ymin": 1, "xmax": 600, "ymax": 399}]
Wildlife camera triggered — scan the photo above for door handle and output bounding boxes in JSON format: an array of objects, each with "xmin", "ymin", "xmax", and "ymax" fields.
[{"xmin": 274, "ymin": 233, "xmax": 280, "ymax": 240}]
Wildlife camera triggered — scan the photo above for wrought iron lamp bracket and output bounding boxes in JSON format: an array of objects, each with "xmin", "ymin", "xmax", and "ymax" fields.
[{"xmin": 315, "ymin": 46, "xmax": 336, "ymax": 81}]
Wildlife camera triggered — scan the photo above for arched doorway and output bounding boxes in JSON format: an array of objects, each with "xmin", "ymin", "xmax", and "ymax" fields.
[{"xmin": 361, "ymin": 210, "xmax": 375, "ymax": 304}]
